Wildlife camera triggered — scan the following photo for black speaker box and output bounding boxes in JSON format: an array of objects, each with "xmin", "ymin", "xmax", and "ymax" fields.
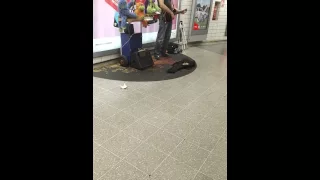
[{"xmin": 130, "ymin": 49, "xmax": 154, "ymax": 70}]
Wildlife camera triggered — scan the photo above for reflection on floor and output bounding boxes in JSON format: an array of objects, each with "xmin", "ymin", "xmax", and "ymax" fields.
[{"xmin": 93, "ymin": 42, "xmax": 227, "ymax": 180}]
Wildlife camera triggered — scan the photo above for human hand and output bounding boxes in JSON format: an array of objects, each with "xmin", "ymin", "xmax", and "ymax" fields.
[{"xmin": 181, "ymin": 9, "xmax": 187, "ymax": 14}]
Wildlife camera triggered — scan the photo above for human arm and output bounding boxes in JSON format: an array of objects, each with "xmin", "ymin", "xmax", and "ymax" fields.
[{"xmin": 173, "ymin": 8, "xmax": 187, "ymax": 14}]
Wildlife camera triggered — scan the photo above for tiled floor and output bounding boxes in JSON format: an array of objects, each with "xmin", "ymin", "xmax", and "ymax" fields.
[{"xmin": 93, "ymin": 43, "xmax": 227, "ymax": 180}]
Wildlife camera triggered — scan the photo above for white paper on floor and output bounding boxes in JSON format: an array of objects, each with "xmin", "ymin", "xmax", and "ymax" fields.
[{"xmin": 120, "ymin": 83, "xmax": 127, "ymax": 89}]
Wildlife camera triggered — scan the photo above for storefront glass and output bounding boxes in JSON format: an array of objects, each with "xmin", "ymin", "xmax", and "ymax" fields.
[{"xmin": 93, "ymin": 0, "xmax": 179, "ymax": 53}]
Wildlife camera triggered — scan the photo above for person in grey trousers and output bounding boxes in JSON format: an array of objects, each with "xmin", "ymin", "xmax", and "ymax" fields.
[{"xmin": 154, "ymin": 0, "xmax": 186, "ymax": 60}]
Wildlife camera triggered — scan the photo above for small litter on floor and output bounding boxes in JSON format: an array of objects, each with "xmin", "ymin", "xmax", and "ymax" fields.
[{"xmin": 120, "ymin": 83, "xmax": 127, "ymax": 89}]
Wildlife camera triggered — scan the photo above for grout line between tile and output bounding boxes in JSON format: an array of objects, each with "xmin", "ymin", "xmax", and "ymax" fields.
[
  {"xmin": 192, "ymin": 135, "xmax": 226, "ymax": 180},
  {"xmin": 149, "ymin": 76, "xmax": 226, "ymax": 176},
  {"xmin": 95, "ymin": 75, "xmax": 226, "ymax": 179},
  {"xmin": 191, "ymin": 97, "xmax": 227, "ymax": 180},
  {"xmin": 96, "ymin": 75, "xmax": 223, "ymax": 180}
]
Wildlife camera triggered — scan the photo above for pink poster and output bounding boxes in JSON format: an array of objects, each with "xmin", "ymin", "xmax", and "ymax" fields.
[{"xmin": 93, "ymin": 0, "xmax": 178, "ymax": 39}]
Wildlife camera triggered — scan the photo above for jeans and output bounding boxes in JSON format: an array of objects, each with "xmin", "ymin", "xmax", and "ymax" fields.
[{"xmin": 155, "ymin": 18, "xmax": 172, "ymax": 56}]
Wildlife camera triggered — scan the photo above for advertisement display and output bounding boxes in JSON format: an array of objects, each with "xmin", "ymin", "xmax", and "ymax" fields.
[
  {"xmin": 193, "ymin": 0, "xmax": 211, "ymax": 30},
  {"xmin": 93, "ymin": 0, "xmax": 179, "ymax": 53},
  {"xmin": 189, "ymin": 0, "xmax": 213, "ymax": 41}
]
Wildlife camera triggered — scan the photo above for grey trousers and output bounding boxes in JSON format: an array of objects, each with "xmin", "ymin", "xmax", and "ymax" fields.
[{"xmin": 155, "ymin": 19, "xmax": 172, "ymax": 55}]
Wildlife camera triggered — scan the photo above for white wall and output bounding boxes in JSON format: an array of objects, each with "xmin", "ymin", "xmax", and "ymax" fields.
[
  {"xmin": 180, "ymin": 0, "xmax": 227, "ymax": 41},
  {"xmin": 207, "ymin": 0, "xmax": 227, "ymax": 41},
  {"xmin": 94, "ymin": 0, "xmax": 227, "ymax": 64}
]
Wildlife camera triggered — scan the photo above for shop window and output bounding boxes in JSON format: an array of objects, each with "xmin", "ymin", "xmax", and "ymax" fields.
[{"xmin": 212, "ymin": 1, "xmax": 221, "ymax": 20}]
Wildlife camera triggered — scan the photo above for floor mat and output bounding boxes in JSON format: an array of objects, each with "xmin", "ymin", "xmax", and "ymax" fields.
[{"xmin": 93, "ymin": 53, "xmax": 197, "ymax": 82}]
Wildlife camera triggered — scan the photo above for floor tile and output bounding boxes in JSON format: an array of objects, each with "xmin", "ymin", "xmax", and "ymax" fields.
[
  {"xmin": 210, "ymin": 81, "xmax": 227, "ymax": 96},
  {"xmin": 93, "ymin": 141, "xmax": 99, "ymax": 152},
  {"xmin": 93, "ymin": 146, "xmax": 120, "ymax": 178},
  {"xmin": 141, "ymin": 110, "xmax": 173, "ymax": 128},
  {"xmin": 100, "ymin": 160, "xmax": 147, "ymax": 180},
  {"xmin": 150, "ymin": 156, "xmax": 197, "ymax": 180},
  {"xmin": 93, "ymin": 115, "xmax": 105, "ymax": 126},
  {"xmin": 119, "ymin": 81, "xmax": 147, "ymax": 90},
  {"xmin": 93, "ymin": 97, "xmax": 105, "ymax": 108},
  {"xmin": 171, "ymin": 140, "xmax": 210, "ymax": 170},
  {"xmin": 175, "ymin": 101, "xmax": 211, "ymax": 127},
  {"xmin": 95, "ymin": 90, "xmax": 135, "ymax": 110},
  {"xmin": 212, "ymin": 138, "xmax": 227, "ymax": 159},
  {"xmin": 109, "ymin": 87, "xmax": 146, "ymax": 101},
  {"xmin": 162, "ymin": 118, "xmax": 194, "ymax": 139},
  {"xmin": 199, "ymin": 153, "xmax": 227, "ymax": 180},
  {"xmin": 93, "ymin": 121, "xmax": 119, "ymax": 145},
  {"xmin": 164, "ymin": 76, "xmax": 190, "ymax": 85},
  {"xmin": 156, "ymin": 103, "xmax": 184, "ymax": 117},
  {"xmin": 194, "ymin": 172, "xmax": 214, "ymax": 180},
  {"xmin": 146, "ymin": 130, "xmax": 183, "ymax": 155},
  {"xmin": 96, "ymin": 80, "xmax": 121, "ymax": 91},
  {"xmin": 123, "ymin": 102, "xmax": 152, "ymax": 119},
  {"xmin": 105, "ymin": 112, "xmax": 136, "ymax": 130},
  {"xmin": 192, "ymin": 74, "xmax": 221, "ymax": 88},
  {"xmin": 197, "ymin": 89, "xmax": 224, "ymax": 107},
  {"xmin": 185, "ymin": 128, "xmax": 220, "ymax": 151},
  {"xmin": 186, "ymin": 83, "xmax": 209, "ymax": 93},
  {"xmin": 135, "ymin": 83, "xmax": 163, "ymax": 95},
  {"xmin": 93, "ymin": 172, "xmax": 99, "ymax": 180},
  {"xmin": 197, "ymin": 113, "xmax": 226, "ymax": 137},
  {"xmin": 102, "ymin": 132, "xmax": 142, "ymax": 158},
  {"xmin": 125, "ymin": 142, "xmax": 167, "ymax": 174},
  {"xmin": 151, "ymin": 89, "xmax": 177, "ymax": 101},
  {"xmin": 124, "ymin": 120, "xmax": 159, "ymax": 141},
  {"xmin": 199, "ymin": 139, "xmax": 227, "ymax": 179},
  {"xmin": 94, "ymin": 104, "xmax": 120, "ymax": 120},
  {"xmin": 167, "ymin": 90, "xmax": 200, "ymax": 108},
  {"xmin": 93, "ymin": 85, "xmax": 107, "ymax": 96},
  {"xmin": 207, "ymin": 104, "xmax": 227, "ymax": 120},
  {"xmin": 93, "ymin": 42, "xmax": 228, "ymax": 180},
  {"xmin": 139, "ymin": 96, "xmax": 164, "ymax": 109},
  {"xmin": 93, "ymin": 77, "xmax": 104, "ymax": 85}
]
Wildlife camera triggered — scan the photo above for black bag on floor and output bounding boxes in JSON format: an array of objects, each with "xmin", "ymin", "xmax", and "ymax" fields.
[
  {"xmin": 167, "ymin": 42, "xmax": 181, "ymax": 54},
  {"xmin": 130, "ymin": 49, "xmax": 154, "ymax": 70},
  {"xmin": 167, "ymin": 58, "xmax": 196, "ymax": 73}
]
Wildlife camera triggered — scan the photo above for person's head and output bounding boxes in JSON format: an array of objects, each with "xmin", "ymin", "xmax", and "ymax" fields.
[{"xmin": 118, "ymin": 0, "xmax": 128, "ymax": 10}]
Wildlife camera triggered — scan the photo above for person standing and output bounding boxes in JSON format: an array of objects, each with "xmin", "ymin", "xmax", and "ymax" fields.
[{"xmin": 154, "ymin": 0, "xmax": 186, "ymax": 60}]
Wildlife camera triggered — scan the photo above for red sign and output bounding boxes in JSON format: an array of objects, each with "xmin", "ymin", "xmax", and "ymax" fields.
[{"xmin": 193, "ymin": 22, "xmax": 199, "ymax": 30}]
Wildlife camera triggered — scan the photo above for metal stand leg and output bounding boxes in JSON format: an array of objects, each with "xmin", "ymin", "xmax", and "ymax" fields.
[{"xmin": 179, "ymin": 21, "xmax": 188, "ymax": 50}]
